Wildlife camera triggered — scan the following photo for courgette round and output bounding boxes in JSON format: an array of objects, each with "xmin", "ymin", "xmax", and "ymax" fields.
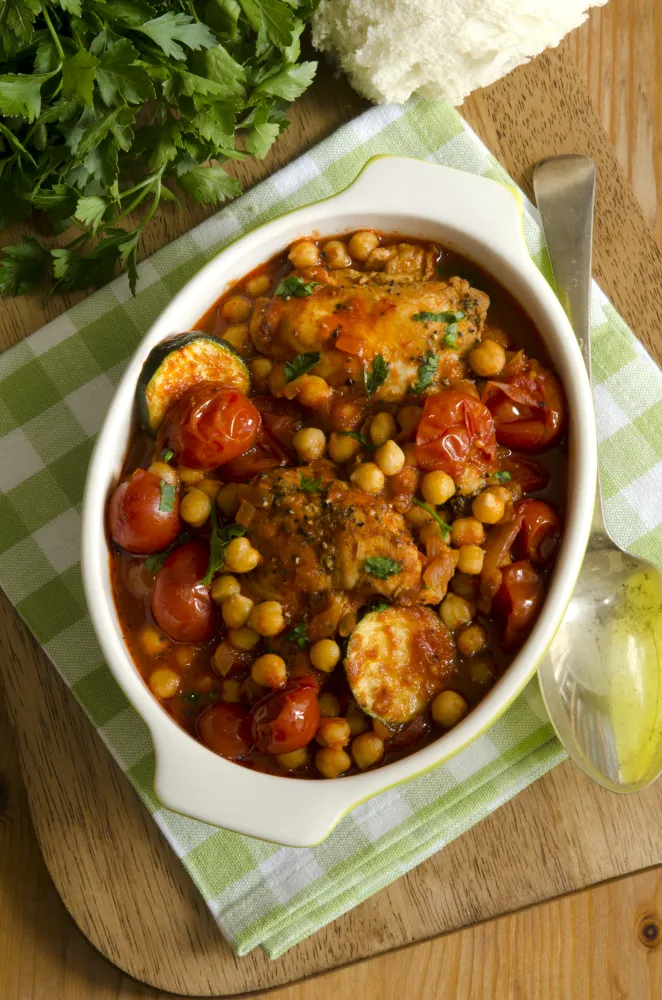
[
  {"xmin": 344, "ymin": 605, "xmax": 455, "ymax": 725},
  {"xmin": 138, "ymin": 332, "xmax": 251, "ymax": 433}
]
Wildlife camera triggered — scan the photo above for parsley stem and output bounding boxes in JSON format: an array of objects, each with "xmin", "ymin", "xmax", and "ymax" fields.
[{"xmin": 40, "ymin": 3, "xmax": 65, "ymax": 62}]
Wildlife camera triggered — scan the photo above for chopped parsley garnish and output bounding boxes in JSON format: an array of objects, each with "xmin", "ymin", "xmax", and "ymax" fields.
[
  {"xmin": 443, "ymin": 324, "xmax": 460, "ymax": 348},
  {"xmin": 369, "ymin": 600, "xmax": 390, "ymax": 613},
  {"xmin": 300, "ymin": 472, "xmax": 323, "ymax": 493},
  {"xmin": 412, "ymin": 352, "xmax": 438, "ymax": 394},
  {"xmin": 363, "ymin": 354, "xmax": 389, "ymax": 398},
  {"xmin": 364, "ymin": 556, "xmax": 402, "ymax": 579},
  {"xmin": 492, "ymin": 470, "xmax": 512, "ymax": 484},
  {"xmin": 413, "ymin": 499, "xmax": 452, "ymax": 541},
  {"xmin": 144, "ymin": 531, "xmax": 194, "ymax": 572},
  {"xmin": 202, "ymin": 506, "xmax": 247, "ymax": 586},
  {"xmin": 412, "ymin": 310, "xmax": 465, "ymax": 324},
  {"xmin": 158, "ymin": 480, "xmax": 176, "ymax": 513},
  {"xmin": 275, "ymin": 276, "xmax": 318, "ymax": 299},
  {"xmin": 285, "ymin": 621, "xmax": 308, "ymax": 648},
  {"xmin": 284, "ymin": 351, "xmax": 321, "ymax": 382},
  {"xmin": 160, "ymin": 448, "xmax": 174, "ymax": 462}
]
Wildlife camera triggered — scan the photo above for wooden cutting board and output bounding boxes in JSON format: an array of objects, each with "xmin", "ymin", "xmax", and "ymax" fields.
[{"xmin": 2, "ymin": 45, "xmax": 662, "ymax": 997}]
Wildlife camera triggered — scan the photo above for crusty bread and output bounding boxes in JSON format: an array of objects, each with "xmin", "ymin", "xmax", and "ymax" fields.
[{"xmin": 312, "ymin": 0, "xmax": 608, "ymax": 106}]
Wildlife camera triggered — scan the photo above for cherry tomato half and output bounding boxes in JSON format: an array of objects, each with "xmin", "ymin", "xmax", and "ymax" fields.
[
  {"xmin": 513, "ymin": 499, "xmax": 562, "ymax": 569},
  {"xmin": 166, "ymin": 382, "xmax": 260, "ymax": 470},
  {"xmin": 416, "ymin": 390, "xmax": 497, "ymax": 479},
  {"xmin": 198, "ymin": 702, "xmax": 253, "ymax": 759},
  {"xmin": 109, "ymin": 468, "xmax": 180, "ymax": 554},
  {"xmin": 252, "ymin": 675, "xmax": 320, "ymax": 754},
  {"xmin": 482, "ymin": 356, "xmax": 566, "ymax": 452},
  {"xmin": 493, "ymin": 560, "xmax": 544, "ymax": 648},
  {"xmin": 151, "ymin": 541, "xmax": 215, "ymax": 643},
  {"xmin": 223, "ymin": 396, "xmax": 303, "ymax": 481}
]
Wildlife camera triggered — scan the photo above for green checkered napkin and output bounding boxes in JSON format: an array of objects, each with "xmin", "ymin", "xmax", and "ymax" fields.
[{"xmin": 1, "ymin": 98, "xmax": 661, "ymax": 958}]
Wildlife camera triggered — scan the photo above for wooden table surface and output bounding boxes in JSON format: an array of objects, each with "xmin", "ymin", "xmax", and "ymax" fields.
[{"xmin": 2, "ymin": 0, "xmax": 662, "ymax": 996}]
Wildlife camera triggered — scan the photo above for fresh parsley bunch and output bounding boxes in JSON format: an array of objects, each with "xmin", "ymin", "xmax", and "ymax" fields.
[{"xmin": 0, "ymin": 0, "xmax": 318, "ymax": 295}]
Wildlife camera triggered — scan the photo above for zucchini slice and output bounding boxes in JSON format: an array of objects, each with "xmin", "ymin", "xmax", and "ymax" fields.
[
  {"xmin": 138, "ymin": 333, "xmax": 251, "ymax": 433},
  {"xmin": 345, "ymin": 606, "xmax": 455, "ymax": 725}
]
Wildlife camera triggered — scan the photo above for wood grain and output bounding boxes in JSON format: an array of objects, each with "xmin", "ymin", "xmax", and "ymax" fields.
[{"xmin": 2, "ymin": 0, "xmax": 661, "ymax": 996}]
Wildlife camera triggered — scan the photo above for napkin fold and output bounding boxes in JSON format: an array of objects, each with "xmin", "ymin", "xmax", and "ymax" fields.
[{"xmin": 1, "ymin": 98, "xmax": 661, "ymax": 958}]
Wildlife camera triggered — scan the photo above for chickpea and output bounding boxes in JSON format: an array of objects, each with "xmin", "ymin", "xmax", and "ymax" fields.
[
  {"xmin": 221, "ymin": 295, "xmax": 251, "ymax": 323},
  {"xmin": 370, "ymin": 411, "xmax": 397, "ymax": 446},
  {"xmin": 224, "ymin": 537, "xmax": 260, "ymax": 573},
  {"xmin": 315, "ymin": 747, "xmax": 351, "ymax": 778},
  {"xmin": 405, "ymin": 505, "xmax": 433, "ymax": 529},
  {"xmin": 472, "ymin": 489, "xmax": 506, "ymax": 525},
  {"xmin": 328, "ymin": 431, "xmax": 361, "ymax": 464},
  {"xmin": 421, "ymin": 470, "xmax": 455, "ymax": 506},
  {"xmin": 351, "ymin": 731, "xmax": 385, "ymax": 769},
  {"xmin": 211, "ymin": 575, "xmax": 240, "ymax": 604},
  {"xmin": 268, "ymin": 361, "xmax": 288, "ymax": 397},
  {"xmin": 350, "ymin": 462, "xmax": 385, "ymax": 494},
  {"xmin": 288, "ymin": 240, "xmax": 321, "ymax": 269},
  {"xmin": 450, "ymin": 517, "xmax": 485, "ymax": 547},
  {"xmin": 196, "ymin": 478, "xmax": 222, "ymax": 500},
  {"xmin": 310, "ymin": 638, "xmax": 341, "ymax": 672},
  {"xmin": 373, "ymin": 719, "xmax": 396, "ymax": 740},
  {"xmin": 457, "ymin": 623, "xmax": 488, "ymax": 657},
  {"xmin": 248, "ymin": 601, "xmax": 286, "ymax": 637},
  {"xmin": 228, "ymin": 626, "xmax": 260, "ymax": 651},
  {"xmin": 456, "ymin": 465, "xmax": 485, "ymax": 496},
  {"xmin": 419, "ymin": 521, "xmax": 444, "ymax": 546},
  {"xmin": 457, "ymin": 544, "xmax": 485, "ymax": 575},
  {"xmin": 222, "ymin": 678, "xmax": 242, "ymax": 703},
  {"xmin": 319, "ymin": 692, "xmax": 341, "ymax": 717},
  {"xmin": 149, "ymin": 667, "xmax": 180, "ymax": 699},
  {"xmin": 483, "ymin": 326, "xmax": 511, "ymax": 349},
  {"xmin": 178, "ymin": 465, "xmax": 205, "ymax": 485},
  {"xmin": 250, "ymin": 356, "xmax": 273, "ymax": 391},
  {"xmin": 469, "ymin": 340, "xmax": 506, "ymax": 377},
  {"xmin": 175, "ymin": 645, "xmax": 196, "ymax": 668},
  {"xmin": 397, "ymin": 405, "xmax": 422, "ymax": 434},
  {"xmin": 348, "ymin": 231, "xmax": 379, "ymax": 261},
  {"xmin": 346, "ymin": 706, "xmax": 371, "ymax": 736},
  {"xmin": 181, "ymin": 487, "xmax": 211, "ymax": 527},
  {"xmin": 217, "ymin": 483, "xmax": 240, "ymax": 518},
  {"xmin": 221, "ymin": 593, "xmax": 254, "ymax": 629},
  {"xmin": 330, "ymin": 399, "xmax": 363, "ymax": 431},
  {"xmin": 375, "ymin": 439, "xmax": 405, "ymax": 476},
  {"xmin": 277, "ymin": 747, "xmax": 309, "ymax": 771},
  {"xmin": 322, "ymin": 239, "xmax": 351, "ymax": 269},
  {"xmin": 140, "ymin": 626, "xmax": 169, "ymax": 657},
  {"xmin": 245, "ymin": 273, "xmax": 271, "ymax": 297},
  {"xmin": 450, "ymin": 572, "xmax": 480, "ymax": 602},
  {"xmin": 251, "ymin": 653, "xmax": 287, "ymax": 688},
  {"xmin": 223, "ymin": 324, "xmax": 250, "ymax": 354},
  {"xmin": 431, "ymin": 690, "xmax": 468, "ymax": 728},
  {"xmin": 439, "ymin": 593, "xmax": 474, "ymax": 630},
  {"xmin": 148, "ymin": 461, "xmax": 178, "ymax": 486},
  {"xmin": 471, "ymin": 659, "xmax": 494, "ymax": 685},
  {"xmin": 297, "ymin": 374, "xmax": 332, "ymax": 408},
  {"xmin": 316, "ymin": 717, "xmax": 351, "ymax": 748},
  {"xmin": 292, "ymin": 427, "xmax": 326, "ymax": 462}
]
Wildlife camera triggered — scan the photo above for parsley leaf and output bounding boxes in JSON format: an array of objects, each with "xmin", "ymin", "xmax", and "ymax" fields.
[
  {"xmin": 363, "ymin": 355, "xmax": 389, "ymax": 398},
  {"xmin": 284, "ymin": 350, "xmax": 320, "ymax": 382},
  {"xmin": 492, "ymin": 470, "xmax": 512, "ymax": 484},
  {"xmin": 364, "ymin": 557, "xmax": 402, "ymax": 579},
  {"xmin": 137, "ymin": 12, "xmax": 217, "ymax": 61},
  {"xmin": 177, "ymin": 166, "xmax": 242, "ymax": 205},
  {"xmin": 74, "ymin": 196, "xmax": 107, "ymax": 233},
  {"xmin": 299, "ymin": 472, "xmax": 322, "ymax": 493},
  {"xmin": 275, "ymin": 275, "xmax": 318, "ymax": 298},
  {"xmin": 444, "ymin": 324, "xmax": 460, "ymax": 348},
  {"xmin": 0, "ymin": 237, "xmax": 50, "ymax": 295},
  {"xmin": 285, "ymin": 621, "xmax": 308, "ymax": 648},
  {"xmin": 368, "ymin": 600, "xmax": 390, "ymax": 613},
  {"xmin": 202, "ymin": 507, "xmax": 247, "ymax": 586},
  {"xmin": 160, "ymin": 448, "xmax": 174, "ymax": 462},
  {"xmin": 159, "ymin": 480, "xmax": 176, "ymax": 513},
  {"xmin": 413, "ymin": 499, "xmax": 452, "ymax": 540},
  {"xmin": 255, "ymin": 62, "xmax": 317, "ymax": 101},
  {"xmin": 412, "ymin": 310, "xmax": 465, "ymax": 323},
  {"xmin": 412, "ymin": 352, "xmax": 438, "ymax": 395},
  {"xmin": 144, "ymin": 531, "xmax": 194, "ymax": 572}
]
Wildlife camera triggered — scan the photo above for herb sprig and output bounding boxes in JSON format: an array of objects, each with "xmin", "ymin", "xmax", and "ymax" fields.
[
  {"xmin": 412, "ymin": 352, "xmax": 438, "ymax": 394},
  {"xmin": 413, "ymin": 499, "xmax": 452, "ymax": 541},
  {"xmin": 202, "ymin": 507, "xmax": 247, "ymax": 586},
  {"xmin": 364, "ymin": 556, "xmax": 402, "ymax": 579},
  {"xmin": 284, "ymin": 351, "xmax": 321, "ymax": 382},
  {"xmin": 363, "ymin": 354, "xmax": 389, "ymax": 398}
]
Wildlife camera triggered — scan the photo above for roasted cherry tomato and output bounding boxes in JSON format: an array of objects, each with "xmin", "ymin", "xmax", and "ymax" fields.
[
  {"xmin": 416, "ymin": 390, "xmax": 497, "ymax": 479},
  {"xmin": 223, "ymin": 396, "xmax": 303, "ymax": 481},
  {"xmin": 151, "ymin": 541, "xmax": 215, "ymax": 643},
  {"xmin": 165, "ymin": 382, "xmax": 260, "ymax": 470},
  {"xmin": 493, "ymin": 560, "xmax": 544, "ymax": 647},
  {"xmin": 198, "ymin": 702, "xmax": 253, "ymax": 759},
  {"xmin": 513, "ymin": 499, "xmax": 562, "ymax": 568},
  {"xmin": 252, "ymin": 675, "xmax": 320, "ymax": 754},
  {"xmin": 108, "ymin": 468, "xmax": 180, "ymax": 554},
  {"xmin": 499, "ymin": 453, "xmax": 551, "ymax": 494},
  {"xmin": 482, "ymin": 355, "xmax": 566, "ymax": 452}
]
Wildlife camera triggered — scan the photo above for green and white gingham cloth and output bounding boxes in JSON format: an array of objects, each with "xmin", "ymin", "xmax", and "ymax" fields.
[{"xmin": 2, "ymin": 98, "xmax": 662, "ymax": 958}]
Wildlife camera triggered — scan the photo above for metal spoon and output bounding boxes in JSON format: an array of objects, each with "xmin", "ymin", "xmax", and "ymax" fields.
[{"xmin": 533, "ymin": 155, "xmax": 662, "ymax": 792}]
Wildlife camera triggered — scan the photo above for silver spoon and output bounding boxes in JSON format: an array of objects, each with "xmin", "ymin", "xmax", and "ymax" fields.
[{"xmin": 533, "ymin": 155, "xmax": 662, "ymax": 792}]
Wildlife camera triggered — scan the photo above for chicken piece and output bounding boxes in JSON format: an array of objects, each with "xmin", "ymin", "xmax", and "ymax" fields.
[
  {"xmin": 237, "ymin": 464, "xmax": 437, "ymax": 616},
  {"xmin": 250, "ymin": 276, "xmax": 489, "ymax": 402}
]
